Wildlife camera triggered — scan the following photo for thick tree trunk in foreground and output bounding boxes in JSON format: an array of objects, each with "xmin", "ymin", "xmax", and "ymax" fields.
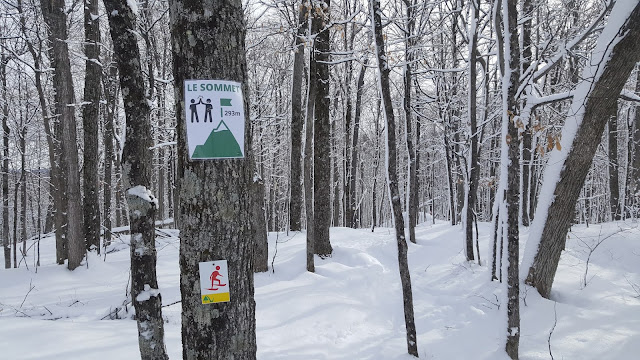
[
  {"xmin": 525, "ymin": 2, "xmax": 640, "ymax": 299},
  {"xmin": 83, "ymin": 0, "xmax": 102, "ymax": 253},
  {"xmin": 312, "ymin": 0, "xmax": 333, "ymax": 257},
  {"xmin": 169, "ymin": 0, "xmax": 257, "ymax": 358},
  {"xmin": 104, "ymin": 1, "xmax": 169, "ymax": 359},
  {"xmin": 40, "ymin": 0, "xmax": 85, "ymax": 270},
  {"xmin": 371, "ymin": 0, "xmax": 418, "ymax": 356}
]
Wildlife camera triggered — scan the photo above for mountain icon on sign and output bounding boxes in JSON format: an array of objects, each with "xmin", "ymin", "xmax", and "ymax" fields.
[{"xmin": 192, "ymin": 120, "xmax": 242, "ymax": 159}]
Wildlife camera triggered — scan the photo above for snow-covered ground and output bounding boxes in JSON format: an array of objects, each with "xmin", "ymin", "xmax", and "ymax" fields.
[{"xmin": 1, "ymin": 220, "xmax": 638, "ymax": 359}]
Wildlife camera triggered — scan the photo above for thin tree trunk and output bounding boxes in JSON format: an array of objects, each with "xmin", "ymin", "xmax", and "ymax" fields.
[
  {"xmin": 371, "ymin": 0, "xmax": 418, "ymax": 355},
  {"xmin": 305, "ymin": 54, "xmax": 316, "ymax": 272},
  {"xmin": 169, "ymin": 0, "xmax": 257, "ymax": 358},
  {"xmin": 465, "ymin": 0, "xmax": 480, "ymax": 261},
  {"xmin": 289, "ymin": 3, "xmax": 307, "ymax": 232},
  {"xmin": 103, "ymin": 64, "xmax": 118, "ymax": 249},
  {"xmin": 403, "ymin": 0, "xmax": 417, "ymax": 244},
  {"xmin": 608, "ymin": 108, "xmax": 621, "ymax": 220},
  {"xmin": 1, "ymin": 56, "xmax": 9, "ymax": 269},
  {"xmin": 83, "ymin": 0, "xmax": 102, "ymax": 253},
  {"xmin": 502, "ymin": 0, "xmax": 521, "ymax": 357},
  {"xmin": 631, "ymin": 67, "xmax": 640, "ymax": 217},
  {"xmin": 104, "ymin": 1, "xmax": 169, "ymax": 358},
  {"xmin": 350, "ymin": 59, "xmax": 367, "ymax": 228},
  {"xmin": 520, "ymin": 0, "xmax": 533, "ymax": 227}
]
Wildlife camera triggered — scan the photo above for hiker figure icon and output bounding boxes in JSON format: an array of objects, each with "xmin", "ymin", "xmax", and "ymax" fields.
[{"xmin": 209, "ymin": 265, "xmax": 227, "ymax": 290}]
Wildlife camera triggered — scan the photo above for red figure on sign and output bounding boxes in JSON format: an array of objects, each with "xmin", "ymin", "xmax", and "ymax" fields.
[{"xmin": 209, "ymin": 265, "xmax": 227, "ymax": 290}]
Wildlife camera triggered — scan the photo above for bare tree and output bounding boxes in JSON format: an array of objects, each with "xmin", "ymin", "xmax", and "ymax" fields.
[
  {"xmin": 169, "ymin": 0, "xmax": 258, "ymax": 357},
  {"xmin": 371, "ymin": 0, "xmax": 418, "ymax": 356},
  {"xmin": 312, "ymin": 0, "xmax": 333, "ymax": 257},
  {"xmin": 524, "ymin": 1, "xmax": 640, "ymax": 299},
  {"xmin": 104, "ymin": 0, "xmax": 169, "ymax": 358},
  {"xmin": 39, "ymin": 0, "xmax": 85, "ymax": 270},
  {"xmin": 83, "ymin": 0, "xmax": 102, "ymax": 253}
]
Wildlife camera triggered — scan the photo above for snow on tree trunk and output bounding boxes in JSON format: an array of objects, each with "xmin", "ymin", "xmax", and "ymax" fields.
[
  {"xmin": 169, "ymin": 0, "xmax": 258, "ymax": 358},
  {"xmin": 522, "ymin": 0, "xmax": 640, "ymax": 299},
  {"xmin": 371, "ymin": 0, "xmax": 418, "ymax": 356},
  {"xmin": 104, "ymin": 1, "xmax": 169, "ymax": 358}
]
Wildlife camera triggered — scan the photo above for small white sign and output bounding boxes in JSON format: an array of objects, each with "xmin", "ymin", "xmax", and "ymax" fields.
[
  {"xmin": 184, "ymin": 79, "xmax": 245, "ymax": 160},
  {"xmin": 199, "ymin": 260, "xmax": 230, "ymax": 304}
]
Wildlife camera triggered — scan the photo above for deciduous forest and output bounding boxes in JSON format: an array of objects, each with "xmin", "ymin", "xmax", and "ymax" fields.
[{"xmin": 1, "ymin": 0, "xmax": 639, "ymax": 359}]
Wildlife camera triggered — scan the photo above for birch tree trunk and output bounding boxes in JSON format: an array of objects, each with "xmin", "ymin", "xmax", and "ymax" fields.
[
  {"xmin": 524, "ymin": 1, "xmax": 640, "ymax": 299},
  {"xmin": 169, "ymin": 0, "xmax": 258, "ymax": 357},
  {"xmin": 104, "ymin": 1, "xmax": 169, "ymax": 358},
  {"xmin": 371, "ymin": 0, "xmax": 418, "ymax": 355}
]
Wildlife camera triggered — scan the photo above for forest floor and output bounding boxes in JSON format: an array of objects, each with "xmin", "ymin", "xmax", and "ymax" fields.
[{"xmin": 1, "ymin": 219, "xmax": 639, "ymax": 359}]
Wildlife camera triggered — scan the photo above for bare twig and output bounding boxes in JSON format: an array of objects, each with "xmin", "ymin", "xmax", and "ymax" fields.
[
  {"xmin": 548, "ymin": 302, "xmax": 557, "ymax": 360},
  {"xmin": 19, "ymin": 280, "xmax": 35, "ymax": 309}
]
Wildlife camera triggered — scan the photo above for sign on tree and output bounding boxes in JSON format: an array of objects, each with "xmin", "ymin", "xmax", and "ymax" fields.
[{"xmin": 184, "ymin": 80, "xmax": 245, "ymax": 160}]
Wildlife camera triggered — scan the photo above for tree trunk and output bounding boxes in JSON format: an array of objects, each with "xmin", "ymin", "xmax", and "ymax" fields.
[
  {"xmin": 465, "ymin": 0, "xmax": 480, "ymax": 261},
  {"xmin": 253, "ymin": 173, "xmax": 268, "ymax": 273},
  {"xmin": 40, "ymin": 0, "xmax": 85, "ymax": 270},
  {"xmin": 403, "ymin": 0, "xmax": 417, "ymax": 244},
  {"xmin": 371, "ymin": 0, "xmax": 418, "ymax": 356},
  {"xmin": 520, "ymin": 0, "xmax": 534, "ymax": 227},
  {"xmin": 503, "ymin": 0, "xmax": 521, "ymax": 357},
  {"xmin": 103, "ymin": 64, "xmax": 118, "ymax": 249},
  {"xmin": 524, "ymin": 2, "xmax": 640, "ymax": 299},
  {"xmin": 350, "ymin": 59, "xmax": 367, "ymax": 228},
  {"xmin": 83, "ymin": 0, "xmax": 102, "ymax": 253},
  {"xmin": 289, "ymin": 4, "xmax": 307, "ymax": 232},
  {"xmin": 608, "ymin": 109, "xmax": 621, "ymax": 220},
  {"xmin": 312, "ymin": 0, "xmax": 333, "ymax": 257},
  {"xmin": 104, "ymin": 1, "xmax": 169, "ymax": 358},
  {"xmin": 169, "ymin": 0, "xmax": 257, "ymax": 358},
  {"xmin": 631, "ymin": 68, "xmax": 640, "ymax": 217},
  {"xmin": 305, "ymin": 55, "xmax": 316, "ymax": 272},
  {"xmin": 1, "ymin": 56, "xmax": 9, "ymax": 269}
]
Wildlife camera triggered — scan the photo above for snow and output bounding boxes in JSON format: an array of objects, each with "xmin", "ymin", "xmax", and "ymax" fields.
[
  {"xmin": 1, "ymin": 222, "xmax": 638, "ymax": 359},
  {"xmin": 127, "ymin": 185, "xmax": 159, "ymax": 207},
  {"xmin": 520, "ymin": 0, "xmax": 639, "ymax": 278}
]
